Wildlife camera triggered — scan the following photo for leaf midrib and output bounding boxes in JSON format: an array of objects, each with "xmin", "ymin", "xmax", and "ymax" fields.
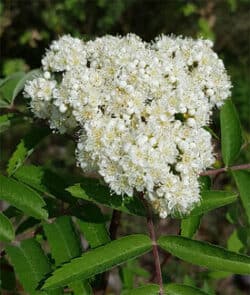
[{"xmin": 54, "ymin": 221, "xmax": 73, "ymax": 262}]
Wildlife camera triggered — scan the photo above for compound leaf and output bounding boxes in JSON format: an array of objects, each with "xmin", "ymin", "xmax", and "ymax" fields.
[
  {"xmin": 6, "ymin": 238, "xmax": 51, "ymax": 294},
  {"xmin": 42, "ymin": 234, "xmax": 151, "ymax": 289},
  {"xmin": 43, "ymin": 216, "xmax": 81, "ymax": 266},
  {"xmin": 0, "ymin": 175, "xmax": 48, "ymax": 220},
  {"xmin": 158, "ymin": 235, "xmax": 250, "ymax": 274}
]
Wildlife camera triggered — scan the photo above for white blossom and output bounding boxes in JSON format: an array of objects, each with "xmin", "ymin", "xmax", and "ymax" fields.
[{"xmin": 24, "ymin": 34, "xmax": 231, "ymax": 217}]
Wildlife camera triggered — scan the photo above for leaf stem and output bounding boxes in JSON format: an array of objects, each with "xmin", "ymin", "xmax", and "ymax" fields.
[
  {"xmin": 140, "ymin": 193, "xmax": 164, "ymax": 295},
  {"xmin": 200, "ymin": 163, "xmax": 250, "ymax": 176}
]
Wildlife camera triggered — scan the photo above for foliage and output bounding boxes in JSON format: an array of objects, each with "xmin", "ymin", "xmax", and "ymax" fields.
[{"xmin": 1, "ymin": 1, "xmax": 250, "ymax": 294}]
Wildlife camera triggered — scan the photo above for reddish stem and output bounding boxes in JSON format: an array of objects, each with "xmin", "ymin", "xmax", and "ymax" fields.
[
  {"xmin": 140, "ymin": 193, "xmax": 164, "ymax": 295},
  {"xmin": 200, "ymin": 163, "xmax": 250, "ymax": 176}
]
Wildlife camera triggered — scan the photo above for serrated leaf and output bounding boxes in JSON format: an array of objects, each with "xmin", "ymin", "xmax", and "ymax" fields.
[
  {"xmin": 190, "ymin": 190, "xmax": 238, "ymax": 216},
  {"xmin": 67, "ymin": 181, "xmax": 146, "ymax": 217},
  {"xmin": 6, "ymin": 238, "xmax": 51, "ymax": 294},
  {"xmin": 174, "ymin": 191, "xmax": 238, "ymax": 218},
  {"xmin": 13, "ymin": 165, "xmax": 75, "ymax": 203},
  {"xmin": 43, "ymin": 216, "xmax": 81, "ymax": 266},
  {"xmin": 158, "ymin": 235, "xmax": 250, "ymax": 274},
  {"xmin": 0, "ymin": 72, "xmax": 25, "ymax": 107},
  {"xmin": 12, "ymin": 69, "xmax": 41, "ymax": 101},
  {"xmin": 0, "ymin": 175, "xmax": 48, "ymax": 219},
  {"xmin": 181, "ymin": 215, "xmax": 201, "ymax": 238},
  {"xmin": 121, "ymin": 283, "xmax": 209, "ymax": 295},
  {"xmin": 232, "ymin": 170, "xmax": 250, "ymax": 224},
  {"xmin": 43, "ymin": 216, "xmax": 91, "ymax": 294},
  {"xmin": 76, "ymin": 203, "xmax": 110, "ymax": 248},
  {"xmin": 42, "ymin": 234, "xmax": 151, "ymax": 289},
  {"xmin": 220, "ymin": 99, "xmax": 243, "ymax": 166},
  {"xmin": 7, "ymin": 127, "xmax": 50, "ymax": 176},
  {"xmin": 0, "ymin": 212, "xmax": 15, "ymax": 242}
]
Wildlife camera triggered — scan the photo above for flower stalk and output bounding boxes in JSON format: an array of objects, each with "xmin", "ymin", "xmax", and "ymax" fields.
[{"xmin": 140, "ymin": 193, "xmax": 164, "ymax": 295}]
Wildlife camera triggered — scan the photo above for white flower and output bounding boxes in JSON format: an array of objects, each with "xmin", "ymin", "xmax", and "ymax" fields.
[{"xmin": 24, "ymin": 33, "xmax": 231, "ymax": 217}]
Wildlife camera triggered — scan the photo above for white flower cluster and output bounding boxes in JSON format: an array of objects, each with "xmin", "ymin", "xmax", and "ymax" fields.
[{"xmin": 24, "ymin": 34, "xmax": 231, "ymax": 218}]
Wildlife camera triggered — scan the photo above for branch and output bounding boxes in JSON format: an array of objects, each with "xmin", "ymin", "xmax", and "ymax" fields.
[
  {"xmin": 140, "ymin": 193, "xmax": 164, "ymax": 295},
  {"xmin": 200, "ymin": 163, "xmax": 250, "ymax": 176},
  {"xmin": 109, "ymin": 210, "xmax": 121, "ymax": 240},
  {"xmin": 101, "ymin": 210, "xmax": 122, "ymax": 294}
]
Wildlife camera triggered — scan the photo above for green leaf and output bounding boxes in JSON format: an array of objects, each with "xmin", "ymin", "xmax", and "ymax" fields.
[
  {"xmin": 183, "ymin": 275, "xmax": 196, "ymax": 287},
  {"xmin": 67, "ymin": 181, "xmax": 146, "ymax": 217},
  {"xmin": 202, "ymin": 280, "xmax": 215, "ymax": 295},
  {"xmin": 174, "ymin": 191, "xmax": 238, "ymax": 218},
  {"xmin": 181, "ymin": 215, "xmax": 201, "ymax": 238},
  {"xmin": 42, "ymin": 234, "xmax": 151, "ymax": 289},
  {"xmin": 120, "ymin": 263, "xmax": 134, "ymax": 290},
  {"xmin": 12, "ymin": 69, "xmax": 41, "ymax": 101},
  {"xmin": 232, "ymin": 170, "xmax": 250, "ymax": 224},
  {"xmin": 220, "ymin": 99, "xmax": 243, "ymax": 166},
  {"xmin": 167, "ymin": 283, "xmax": 210, "ymax": 295},
  {"xmin": 121, "ymin": 284, "xmax": 158, "ymax": 295},
  {"xmin": 6, "ymin": 238, "xmax": 51, "ymax": 294},
  {"xmin": 43, "ymin": 216, "xmax": 81, "ymax": 266},
  {"xmin": 158, "ymin": 235, "xmax": 250, "ymax": 274},
  {"xmin": 226, "ymin": 203, "xmax": 240, "ymax": 224},
  {"xmin": 0, "ymin": 212, "xmax": 14, "ymax": 242},
  {"xmin": 120, "ymin": 260, "xmax": 150, "ymax": 290},
  {"xmin": 43, "ymin": 216, "xmax": 91, "ymax": 294},
  {"xmin": 69, "ymin": 280, "xmax": 92, "ymax": 295},
  {"xmin": 237, "ymin": 227, "xmax": 250, "ymax": 248},
  {"xmin": 227, "ymin": 230, "xmax": 244, "ymax": 253},
  {"xmin": 76, "ymin": 203, "xmax": 110, "ymax": 248},
  {"xmin": 121, "ymin": 283, "xmax": 209, "ymax": 295},
  {"xmin": 0, "ymin": 72, "xmax": 25, "ymax": 107},
  {"xmin": 13, "ymin": 165, "xmax": 76, "ymax": 203},
  {"xmin": 208, "ymin": 271, "xmax": 231, "ymax": 279},
  {"xmin": 0, "ymin": 114, "xmax": 24, "ymax": 133},
  {"xmin": 0, "ymin": 175, "xmax": 48, "ymax": 219},
  {"xmin": 7, "ymin": 127, "xmax": 50, "ymax": 176},
  {"xmin": 190, "ymin": 191, "xmax": 238, "ymax": 216}
]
